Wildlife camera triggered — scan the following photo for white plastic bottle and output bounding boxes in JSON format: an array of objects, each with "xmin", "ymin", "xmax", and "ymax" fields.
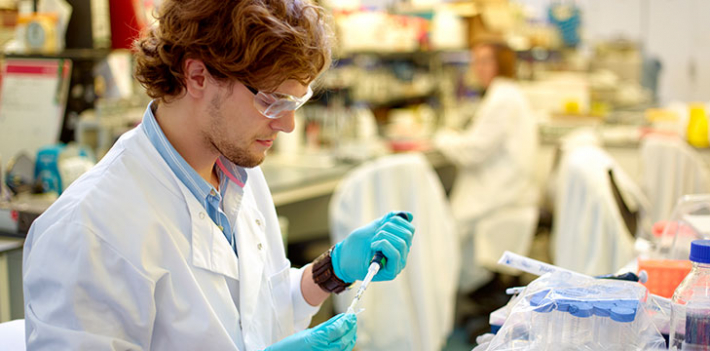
[{"xmin": 670, "ymin": 240, "xmax": 710, "ymax": 350}]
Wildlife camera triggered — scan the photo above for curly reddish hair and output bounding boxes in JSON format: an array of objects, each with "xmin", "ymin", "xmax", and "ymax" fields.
[{"xmin": 133, "ymin": 0, "xmax": 332, "ymax": 102}]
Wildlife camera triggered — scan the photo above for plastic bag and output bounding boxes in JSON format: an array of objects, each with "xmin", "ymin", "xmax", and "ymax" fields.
[
  {"xmin": 656, "ymin": 194, "xmax": 710, "ymax": 261},
  {"xmin": 485, "ymin": 271, "xmax": 667, "ymax": 351}
]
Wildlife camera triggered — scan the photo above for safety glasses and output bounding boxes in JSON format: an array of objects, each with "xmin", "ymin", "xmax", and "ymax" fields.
[{"xmin": 245, "ymin": 84, "xmax": 313, "ymax": 119}]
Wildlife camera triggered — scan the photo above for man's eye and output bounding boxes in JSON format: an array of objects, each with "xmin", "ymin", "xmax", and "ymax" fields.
[{"xmin": 255, "ymin": 95, "xmax": 275, "ymax": 107}]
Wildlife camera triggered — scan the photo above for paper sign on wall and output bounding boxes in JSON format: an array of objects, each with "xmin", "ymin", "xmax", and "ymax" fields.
[{"xmin": 0, "ymin": 58, "xmax": 72, "ymax": 165}]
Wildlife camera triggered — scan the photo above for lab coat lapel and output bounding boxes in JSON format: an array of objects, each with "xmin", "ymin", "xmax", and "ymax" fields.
[
  {"xmin": 190, "ymin": 212, "xmax": 240, "ymax": 281},
  {"xmin": 178, "ymin": 180, "xmax": 240, "ymax": 281}
]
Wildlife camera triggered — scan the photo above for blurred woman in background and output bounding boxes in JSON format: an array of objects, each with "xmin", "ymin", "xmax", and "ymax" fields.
[{"xmin": 435, "ymin": 41, "xmax": 539, "ymax": 301}]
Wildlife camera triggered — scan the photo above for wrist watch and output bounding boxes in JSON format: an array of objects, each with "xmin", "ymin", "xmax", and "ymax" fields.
[{"xmin": 312, "ymin": 247, "xmax": 352, "ymax": 294}]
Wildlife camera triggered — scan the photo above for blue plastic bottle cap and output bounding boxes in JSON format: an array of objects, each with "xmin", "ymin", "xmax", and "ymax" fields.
[
  {"xmin": 610, "ymin": 307, "xmax": 636, "ymax": 323},
  {"xmin": 556, "ymin": 299, "xmax": 574, "ymax": 312},
  {"xmin": 530, "ymin": 290, "xmax": 551, "ymax": 307},
  {"xmin": 614, "ymin": 300, "xmax": 639, "ymax": 312},
  {"xmin": 593, "ymin": 301, "xmax": 614, "ymax": 317},
  {"xmin": 569, "ymin": 302, "xmax": 593, "ymax": 318},
  {"xmin": 689, "ymin": 240, "xmax": 710, "ymax": 264}
]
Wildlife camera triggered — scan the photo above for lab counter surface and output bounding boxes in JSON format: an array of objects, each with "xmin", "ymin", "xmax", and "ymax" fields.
[
  {"xmin": 0, "ymin": 150, "xmax": 455, "ymax": 241},
  {"xmin": 4, "ymin": 132, "xmax": 705, "ymax": 243},
  {"xmin": 3, "ymin": 132, "xmax": 709, "ymax": 243}
]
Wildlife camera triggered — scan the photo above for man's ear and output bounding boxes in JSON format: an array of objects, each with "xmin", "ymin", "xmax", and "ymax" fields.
[{"xmin": 183, "ymin": 59, "xmax": 209, "ymax": 99}]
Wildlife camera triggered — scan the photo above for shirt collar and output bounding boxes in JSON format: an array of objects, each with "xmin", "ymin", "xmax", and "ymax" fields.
[{"xmin": 140, "ymin": 101, "xmax": 246, "ymax": 205}]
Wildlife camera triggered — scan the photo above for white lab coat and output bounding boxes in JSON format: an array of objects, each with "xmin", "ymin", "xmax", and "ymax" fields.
[
  {"xmin": 22, "ymin": 127, "xmax": 319, "ymax": 350},
  {"xmin": 640, "ymin": 134, "xmax": 710, "ymax": 224},
  {"xmin": 435, "ymin": 78, "xmax": 539, "ymax": 281},
  {"xmin": 329, "ymin": 153, "xmax": 460, "ymax": 351},
  {"xmin": 552, "ymin": 142, "xmax": 642, "ymax": 276}
]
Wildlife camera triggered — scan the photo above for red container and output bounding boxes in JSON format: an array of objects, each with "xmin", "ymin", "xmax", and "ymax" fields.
[{"xmin": 638, "ymin": 258, "xmax": 693, "ymax": 298}]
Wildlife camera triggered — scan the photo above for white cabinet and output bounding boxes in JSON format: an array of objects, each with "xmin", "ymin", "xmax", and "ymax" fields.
[
  {"xmin": 646, "ymin": 0, "xmax": 696, "ymax": 103},
  {"xmin": 582, "ymin": 0, "xmax": 644, "ymax": 43}
]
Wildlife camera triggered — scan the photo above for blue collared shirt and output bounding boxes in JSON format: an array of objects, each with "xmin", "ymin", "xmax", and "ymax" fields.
[{"xmin": 141, "ymin": 102, "xmax": 247, "ymax": 255}]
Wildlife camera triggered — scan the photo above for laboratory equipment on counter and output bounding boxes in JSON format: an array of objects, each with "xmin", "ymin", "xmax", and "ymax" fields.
[
  {"xmin": 655, "ymin": 195, "xmax": 710, "ymax": 262},
  {"xmin": 4, "ymin": 153, "xmax": 35, "ymax": 195},
  {"xmin": 687, "ymin": 104, "xmax": 709, "ymax": 148},
  {"xmin": 497, "ymin": 250, "xmax": 673, "ymax": 338},
  {"xmin": 486, "ymin": 271, "xmax": 667, "ymax": 351},
  {"xmin": 670, "ymin": 240, "xmax": 710, "ymax": 350},
  {"xmin": 639, "ymin": 258, "xmax": 693, "ymax": 298},
  {"xmin": 34, "ymin": 144, "xmax": 95, "ymax": 195}
]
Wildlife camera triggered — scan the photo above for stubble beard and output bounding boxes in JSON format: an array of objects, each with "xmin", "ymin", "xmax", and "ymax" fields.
[{"xmin": 206, "ymin": 93, "xmax": 266, "ymax": 169}]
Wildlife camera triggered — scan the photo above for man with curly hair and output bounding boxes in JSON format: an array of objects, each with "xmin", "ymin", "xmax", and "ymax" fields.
[{"xmin": 22, "ymin": 0, "xmax": 415, "ymax": 350}]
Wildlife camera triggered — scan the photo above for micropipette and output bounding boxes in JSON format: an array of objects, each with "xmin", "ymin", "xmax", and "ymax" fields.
[
  {"xmin": 346, "ymin": 212, "xmax": 409, "ymax": 314},
  {"xmin": 346, "ymin": 251, "xmax": 386, "ymax": 314}
]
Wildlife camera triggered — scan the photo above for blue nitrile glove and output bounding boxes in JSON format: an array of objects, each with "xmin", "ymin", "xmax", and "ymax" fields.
[
  {"xmin": 265, "ymin": 313, "xmax": 357, "ymax": 351},
  {"xmin": 331, "ymin": 211, "xmax": 415, "ymax": 283}
]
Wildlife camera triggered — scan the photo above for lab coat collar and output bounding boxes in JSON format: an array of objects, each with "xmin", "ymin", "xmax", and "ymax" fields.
[{"xmin": 133, "ymin": 125, "xmax": 241, "ymax": 281}]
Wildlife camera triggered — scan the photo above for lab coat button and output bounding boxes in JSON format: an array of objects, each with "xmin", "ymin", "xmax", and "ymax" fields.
[
  {"xmin": 199, "ymin": 212, "xmax": 205, "ymax": 219},
  {"xmin": 255, "ymin": 219, "xmax": 261, "ymax": 226},
  {"xmin": 257, "ymin": 243, "xmax": 263, "ymax": 250}
]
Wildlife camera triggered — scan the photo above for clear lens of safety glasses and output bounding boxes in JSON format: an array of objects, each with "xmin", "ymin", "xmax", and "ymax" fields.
[{"xmin": 252, "ymin": 85, "xmax": 313, "ymax": 119}]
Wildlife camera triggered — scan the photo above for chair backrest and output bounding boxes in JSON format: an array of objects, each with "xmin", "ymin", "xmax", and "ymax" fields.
[
  {"xmin": 640, "ymin": 134, "xmax": 710, "ymax": 224},
  {"xmin": 0, "ymin": 319, "xmax": 25, "ymax": 351},
  {"xmin": 552, "ymin": 144, "xmax": 639, "ymax": 275},
  {"xmin": 329, "ymin": 153, "xmax": 459, "ymax": 351}
]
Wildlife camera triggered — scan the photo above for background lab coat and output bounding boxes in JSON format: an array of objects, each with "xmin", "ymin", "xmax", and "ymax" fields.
[
  {"xmin": 435, "ymin": 78, "xmax": 539, "ymax": 284},
  {"xmin": 23, "ymin": 127, "xmax": 319, "ymax": 350},
  {"xmin": 552, "ymin": 142, "xmax": 641, "ymax": 276},
  {"xmin": 329, "ymin": 153, "xmax": 460, "ymax": 351},
  {"xmin": 640, "ymin": 134, "xmax": 710, "ymax": 224}
]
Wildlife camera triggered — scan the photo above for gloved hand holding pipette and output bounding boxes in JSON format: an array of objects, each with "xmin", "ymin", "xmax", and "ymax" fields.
[{"xmin": 331, "ymin": 212, "xmax": 415, "ymax": 283}]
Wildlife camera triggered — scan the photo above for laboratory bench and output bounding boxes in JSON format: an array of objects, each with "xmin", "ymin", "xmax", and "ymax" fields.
[{"xmin": 0, "ymin": 150, "xmax": 454, "ymax": 241}]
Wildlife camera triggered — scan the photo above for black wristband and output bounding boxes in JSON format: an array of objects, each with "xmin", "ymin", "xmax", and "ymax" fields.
[{"xmin": 311, "ymin": 248, "xmax": 352, "ymax": 294}]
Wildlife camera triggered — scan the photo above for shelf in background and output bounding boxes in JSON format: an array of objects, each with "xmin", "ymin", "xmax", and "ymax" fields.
[
  {"xmin": 335, "ymin": 49, "xmax": 469, "ymax": 61},
  {"xmin": 2, "ymin": 48, "xmax": 111, "ymax": 61}
]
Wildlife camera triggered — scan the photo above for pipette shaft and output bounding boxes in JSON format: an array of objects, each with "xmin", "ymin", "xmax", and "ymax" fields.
[{"xmin": 347, "ymin": 262, "xmax": 379, "ymax": 313}]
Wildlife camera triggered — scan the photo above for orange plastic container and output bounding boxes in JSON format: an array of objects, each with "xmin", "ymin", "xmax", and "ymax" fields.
[{"xmin": 638, "ymin": 259, "xmax": 693, "ymax": 298}]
